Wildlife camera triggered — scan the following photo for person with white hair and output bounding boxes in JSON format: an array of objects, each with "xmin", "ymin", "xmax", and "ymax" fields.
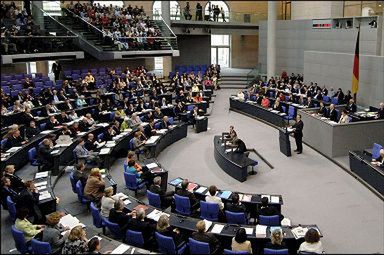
[
  {"xmin": 371, "ymin": 149, "xmax": 384, "ymax": 166},
  {"xmin": 127, "ymin": 208, "xmax": 154, "ymax": 248},
  {"xmin": 376, "ymin": 102, "xmax": 384, "ymax": 119}
]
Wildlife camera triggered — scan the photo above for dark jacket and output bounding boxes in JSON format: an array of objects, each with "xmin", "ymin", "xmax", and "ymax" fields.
[
  {"xmin": 37, "ymin": 144, "xmax": 53, "ymax": 165},
  {"xmin": 191, "ymin": 232, "xmax": 221, "ymax": 253},
  {"xmin": 109, "ymin": 208, "xmax": 131, "ymax": 231},
  {"xmin": 176, "ymin": 188, "xmax": 197, "ymax": 208},
  {"xmin": 127, "ymin": 218, "xmax": 154, "ymax": 242},
  {"xmin": 26, "ymin": 127, "xmax": 40, "ymax": 139},
  {"xmin": 4, "ymin": 173, "xmax": 24, "ymax": 192},
  {"xmin": 159, "ymin": 120, "xmax": 171, "ymax": 130},
  {"xmin": 1, "ymin": 186, "xmax": 18, "ymax": 209},
  {"xmin": 329, "ymin": 109, "xmax": 338, "ymax": 122},
  {"xmin": 292, "ymin": 120, "xmax": 303, "ymax": 138}
]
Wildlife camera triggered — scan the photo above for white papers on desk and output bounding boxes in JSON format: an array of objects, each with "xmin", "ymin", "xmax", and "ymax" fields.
[
  {"xmin": 291, "ymin": 226, "xmax": 308, "ymax": 239},
  {"xmin": 279, "ymin": 113, "xmax": 287, "ymax": 116},
  {"xmin": 291, "ymin": 103, "xmax": 299, "ymax": 107},
  {"xmin": 320, "ymin": 117, "xmax": 328, "ymax": 120},
  {"xmin": 35, "ymin": 171, "xmax": 48, "ymax": 178},
  {"xmin": 156, "ymin": 129, "xmax": 168, "ymax": 134},
  {"xmin": 36, "ymin": 185, "xmax": 47, "ymax": 191},
  {"xmin": 39, "ymin": 191, "xmax": 51, "ymax": 201},
  {"xmin": 225, "ymin": 148, "xmax": 232, "ymax": 153},
  {"xmin": 146, "ymin": 163, "xmax": 158, "ymax": 169},
  {"xmin": 195, "ymin": 186, "xmax": 207, "ymax": 194},
  {"xmin": 328, "ymin": 121, "xmax": 338, "ymax": 125},
  {"xmin": 281, "ymin": 218, "xmax": 291, "ymax": 227},
  {"xmin": 203, "ymin": 219, "xmax": 213, "ymax": 232},
  {"xmin": 123, "ymin": 199, "xmax": 131, "ymax": 205},
  {"xmin": 270, "ymin": 196, "xmax": 280, "ymax": 204},
  {"xmin": 77, "ymin": 132, "xmax": 87, "ymax": 137},
  {"xmin": 90, "ymin": 235, "xmax": 102, "ymax": 241},
  {"xmin": 140, "ymin": 122, "xmax": 148, "ymax": 127},
  {"xmin": 50, "ymin": 149, "xmax": 60, "ymax": 155},
  {"xmin": 244, "ymin": 227, "xmax": 254, "ymax": 235},
  {"xmin": 96, "ymin": 123, "xmax": 110, "ymax": 127},
  {"xmin": 147, "ymin": 209, "xmax": 167, "ymax": 222},
  {"xmin": 286, "ymin": 128, "xmax": 294, "ymax": 132},
  {"xmin": 105, "ymin": 141, "xmax": 116, "ymax": 148},
  {"xmin": 271, "ymin": 110, "xmax": 279, "ymax": 114},
  {"xmin": 41, "ymin": 130, "xmax": 54, "ymax": 134},
  {"xmin": 6, "ymin": 147, "xmax": 22, "ymax": 153},
  {"xmin": 111, "ymin": 244, "xmax": 130, "ymax": 254},
  {"xmin": 196, "ymin": 116, "xmax": 205, "ymax": 120},
  {"xmin": 261, "ymin": 195, "xmax": 270, "ymax": 201},
  {"xmin": 146, "ymin": 136, "xmax": 160, "ymax": 144},
  {"xmin": 210, "ymin": 224, "xmax": 225, "ymax": 234},
  {"xmin": 59, "ymin": 214, "xmax": 84, "ymax": 232},
  {"xmin": 99, "ymin": 148, "xmax": 111, "ymax": 155},
  {"xmin": 255, "ymin": 225, "xmax": 267, "ymax": 238},
  {"xmin": 96, "ymin": 141, "xmax": 106, "ymax": 148},
  {"xmin": 112, "ymin": 192, "xmax": 128, "ymax": 200},
  {"xmin": 35, "ymin": 181, "xmax": 48, "ymax": 187}
]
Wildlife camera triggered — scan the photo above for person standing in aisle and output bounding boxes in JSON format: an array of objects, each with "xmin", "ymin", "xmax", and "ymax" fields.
[
  {"xmin": 51, "ymin": 61, "xmax": 62, "ymax": 81},
  {"xmin": 292, "ymin": 114, "xmax": 304, "ymax": 154}
]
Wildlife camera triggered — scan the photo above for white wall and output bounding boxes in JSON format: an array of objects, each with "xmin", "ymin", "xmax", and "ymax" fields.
[
  {"xmin": 291, "ymin": 1, "xmax": 344, "ymax": 20},
  {"xmin": 304, "ymin": 51, "xmax": 384, "ymax": 107}
]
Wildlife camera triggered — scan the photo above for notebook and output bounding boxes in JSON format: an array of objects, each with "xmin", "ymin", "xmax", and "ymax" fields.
[
  {"xmin": 169, "ymin": 178, "xmax": 183, "ymax": 186},
  {"xmin": 218, "ymin": 191, "xmax": 232, "ymax": 199},
  {"xmin": 187, "ymin": 183, "xmax": 198, "ymax": 192},
  {"xmin": 195, "ymin": 186, "xmax": 207, "ymax": 194}
]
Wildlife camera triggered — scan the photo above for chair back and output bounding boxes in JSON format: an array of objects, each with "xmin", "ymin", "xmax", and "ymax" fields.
[
  {"xmin": 7, "ymin": 196, "xmax": 17, "ymax": 222},
  {"xmin": 323, "ymin": 95, "xmax": 330, "ymax": 103},
  {"xmin": 155, "ymin": 232, "xmax": 177, "ymax": 254},
  {"xmin": 188, "ymin": 238, "xmax": 210, "ymax": 254},
  {"xmin": 103, "ymin": 218, "xmax": 124, "ymax": 239},
  {"xmin": 129, "ymin": 138, "xmax": 135, "ymax": 150},
  {"xmin": 224, "ymin": 249, "xmax": 249, "ymax": 254},
  {"xmin": 97, "ymin": 133, "xmax": 104, "ymax": 141},
  {"xmin": 75, "ymin": 180, "xmax": 89, "ymax": 204},
  {"xmin": 1, "ymin": 139, "xmax": 7, "ymax": 149},
  {"xmin": 258, "ymin": 215, "xmax": 280, "ymax": 226},
  {"xmin": 31, "ymin": 239, "xmax": 52, "ymax": 254},
  {"xmin": 40, "ymin": 123, "xmax": 46, "ymax": 130},
  {"xmin": 263, "ymin": 248, "xmax": 289, "ymax": 254},
  {"xmin": 225, "ymin": 211, "xmax": 247, "ymax": 225},
  {"xmin": 69, "ymin": 172, "xmax": 77, "ymax": 193},
  {"xmin": 28, "ymin": 147, "xmax": 38, "ymax": 164},
  {"xmin": 200, "ymin": 201, "xmax": 219, "ymax": 221},
  {"xmin": 288, "ymin": 106, "xmax": 295, "ymax": 117},
  {"xmin": 174, "ymin": 194, "xmax": 191, "ymax": 216},
  {"xmin": 331, "ymin": 97, "xmax": 339, "ymax": 105},
  {"xmin": 281, "ymin": 105, "xmax": 286, "ymax": 113},
  {"xmin": 187, "ymin": 104, "xmax": 195, "ymax": 111},
  {"xmin": 124, "ymin": 172, "xmax": 139, "ymax": 190},
  {"xmin": 147, "ymin": 190, "xmax": 161, "ymax": 208},
  {"xmin": 123, "ymin": 161, "xmax": 128, "ymax": 172},
  {"xmin": 90, "ymin": 202, "xmax": 103, "ymax": 228},
  {"xmin": 372, "ymin": 143, "xmax": 383, "ymax": 160},
  {"xmin": 126, "ymin": 230, "xmax": 144, "ymax": 248},
  {"xmin": 11, "ymin": 225, "xmax": 30, "ymax": 254},
  {"xmin": 154, "ymin": 122, "xmax": 161, "ymax": 129},
  {"xmin": 168, "ymin": 117, "xmax": 174, "ymax": 125}
]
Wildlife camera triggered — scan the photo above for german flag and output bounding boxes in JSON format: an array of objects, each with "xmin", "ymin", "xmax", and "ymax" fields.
[{"xmin": 352, "ymin": 27, "xmax": 360, "ymax": 95}]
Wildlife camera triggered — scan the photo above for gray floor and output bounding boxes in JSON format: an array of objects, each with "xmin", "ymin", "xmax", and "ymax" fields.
[{"xmin": 2, "ymin": 89, "xmax": 383, "ymax": 254}]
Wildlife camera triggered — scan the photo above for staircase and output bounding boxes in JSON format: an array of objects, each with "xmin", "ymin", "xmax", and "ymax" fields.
[{"xmin": 219, "ymin": 68, "xmax": 252, "ymax": 89}]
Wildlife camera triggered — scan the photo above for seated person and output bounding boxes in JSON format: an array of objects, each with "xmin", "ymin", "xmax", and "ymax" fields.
[
  {"xmin": 100, "ymin": 187, "xmax": 116, "ymax": 218},
  {"xmin": 305, "ymin": 97, "xmax": 315, "ymax": 108},
  {"xmin": 232, "ymin": 228, "xmax": 253, "ymax": 254},
  {"xmin": 149, "ymin": 176, "xmax": 174, "ymax": 208},
  {"xmin": 233, "ymin": 138, "xmax": 250, "ymax": 157},
  {"xmin": 371, "ymin": 149, "xmax": 384, "ymax": 167},
  {"xmin": 38, "ymin": 139, "xmax": 54, "ymax": 172},
  {"xmin": 125, "ymin": 160, "xmax": 152, "ymax": 185},
  {"xmin": 265, "ymin": 228, "xmax": 287, "ymax": 250},
  {"xmin": 156, "ymin": 214, "xmax": 185, "ymax": 246},
  {"xmin": 261, "ymin": 95, "xmax": 270, "ymax": 108},
  {"xmin": 272, "ymin": 98, "xmax": 283, "ymax": 113},
  {"xmin": 328, "ymin": 104, "xmax": 338, "ymax": 122},
  {"xmin": 26, "ymin": 120, "xmax": 40, "ymax": 139},
  {"xmin": 46, "ymin": 102, "xmax": 60, "ymax": 115},
  {"xmin": 345, "ymin": 99, "xmax": 357, "ymax": 113},
  {"xmin": 74, "ymin": 138, "xmax": 99, "ymax": 164},
  {"xmin": 17, "ymin": 181, "xmax": 44, "ymax": 223},
  {"xmin": 115, "ymin": 106, "xmax": 126, "ymax": 119},
  {"xmin": 5, "ymin": 129, "xmax": 28, "ymax": 149},
  {"xmin": 154, "ymin": 107, "xmax": 164, "ymax": 120},
  {"xmin": 127, "ymin": 208, "xmax": 155, "ymax": 247},
  {"xmin": 84, "ymin": 133, "xmax": 99, "ymax": 152},
  {"xmin": 45, "ymin": 115, "xmax": 60, "ymax": 130},
  {"xmin": 205, "ymin": 185, "xmax": 224, "ymax": 210},
  {"xmin": 59, "ymin": 124, "xmax": 73, "ymax": 136},
  {"xmin": 258, "ymin": 196, "xmax": 284, "ymax": 222},
  {"xmin": 84, "ymin": 168, "xmax": 105, "ymax": 202},
  {"xmin": 112, "ymin": 120, "xmax": 121, "ymax": 135},
  {"xmin": 87, "ymin": 237, "xmax": 104, "ymax": 254},
  {"xmin": 132, "ymin": 131, "xmax": 147, "ymax": 155},
  {"xmin": 3, "ymin": 165, "xmax": 24, "ymax": 192},
  {"xmin": 72, "ymin": 162, "xmax": 88, "ymax": 187},
  {"xmin": 237, "ymin": 90, "xmax": 245, "ymax": 101},
  {"xmin": 375, "ymin": 102, "xmax": 384, "ymax": 119},
  {"xmin": 58, "ymin": 111, "xmax": 71, "ymax": 124},
  {"xmin": 62, "ymin": 226, "xmax": 89, "ymax": 254},
  {"xmin": 103, "ymin": 126, "xmax": 116, "ymax": 142},
  {"xmin": 120, "ymin": 117, "xmax": 131, "ymax": 131},
  {"xmin": 176, "ymin": 179, "xmax": 199, "ymax": 210},
  {"xmin": 298, "ymin": 228, "xmax": 324, "ymax": 254},
  {"xmin": 225, "ymin": 192, "xmax": 246, "ymax": 213},
  {"xmin": 225, "ymin": 125, "xmax": 237, "ymax": 145},
  {"xmin": 84, "ymin": 113, "xmax": 95, "ymax": 126},
  {"xmin": 1, "ymin": 177, "xmax": 18, "ymax": 210},
  {"xmin": 191, "ymin": 220, "xmax": 221, "ymax": 254},
  {"xmin": 129, "ymin": 113, "xmax": 142, "ymax": 127},
  {"xmin": 188, "ymin": 106, "xmax": 199, "ymax": 125},
  {"xmin": 76, "ymin": 95, "xmax": 87, "ymax": 108},
  {"xmin": 159, "ymin": 116, "xmax": 172, "ymax": 130},
  {"xmin": 338, "ymin": 109, "xmax": 350, "ymax": 124},
  {"xmin": 42, "ymin": 212, "xmax": 70, "ymax": 254},
  {"xmin": 146, "ymin": 119, "xmax": 157, "ymax": 137},
  {"xmin": 109, "ymin": 199, "xmax": 134, "ymax": 232},
  {"xmin": 317, "ymin": 101, "xmax": 327, "ymax": 117},
  {"xmin": 68, "ymin": 110, "xmax": 79, "ymax": 121},
  {"xmin": 15, "ymin": 207, "xmax": 44, "ymax": 242}
]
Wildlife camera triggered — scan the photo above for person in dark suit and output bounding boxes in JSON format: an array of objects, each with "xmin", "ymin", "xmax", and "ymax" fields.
[
  {"xmin": 84, "ymin": 133, "xmax": 98, "ymax": 152},
  {"xmin": 189, "ymin": 106, "xmax": 199, "ymax": 125},
  {"xmin": 58, "ymin": 111, "xmax": 71, "ymax": 124},
  {"xmin": 153, "ymin": 107, "xmax": 164, "ymax": 120},
  {"xmin": 159, "ymin": 116, "xmax": 171, "ymax": 130},
  {"xmin": 317, "ymin": 102, "xmax": 327, "ymax": 117},
  {"xmin": 334, "ymin": 88, "xmax": 345, "ymax": 104},
  {"xmin": 62, "ymin": 99, "xmax": 74, "ymax": 111},
  {"xmin": 3, "ymin": 165, "xmax": 24, "ymax": 192},
  {"xmin": 26, "ymin": 121, "xmax": 40, "ymax": 139},
  {"xmin": 328, "ymin": 104, "xmax": 338, "ymax": 122},
  {"xmin": 21, "ymin": 107, "xmax": 35, "ymax": 126},
  {"xmin": 176, "ymin": 179, "xmax": 199, "ymax": 210},
  {"xmin": 5, "ymin": 129, "xmax": 28, "ymax": 149},
  {"xmin": 272, "ymin": 98, "xmax": 283, "ymax": 113},
  {"xmin": 265, "ymin": 228, "xmax": 287, "ymax": 250},
  {"xmin": 109, "ymin": 200, "xmax": 134, "ymax": 232},
  {"xmin": 156, "ymin": 214, "xmax": 185, "ymax": 246},
  {"xmin": 1, "ymin": 177, "xmax": 19, "ymax": 210},
  {"xmin": 292, "ymin": 114, "xmax": 304, "ymax": 154},
  {"xmin": 127, "ymin": 208, "xmax": 155, "ymax": 248},
  {"xmin": 258, "ymin": 197, "xmax": 284, "ymax": 222},
  {"xmin": 233, "ymin": 139, "xmax": 250, "ymax": 157},
  {"xmin": 191, "ymin": 220, "xmax": 221, "ymax": 254},
  {"xmin": 345, "ymin": 99, "xmax": 357, "ymax": 113},
  {"xmin": 225, "ymin": 193, "xmax": 246, "ymax": 213},
  {"xmin": 305, "ymin": 97, "xmax": 315, "ymax": 108},
  {"xmin": 103, "ymin": 126, "xmax": 116, "ymax": 142},
  {"xmin": 72, "ymin": 162, "xmax": 88, "ymax": 187},
  {"xmin": 45, "ymin": 116, "xmax": 60, "ymax": 130},
  {"xmin": 16, "ymin": 180, "xmax": 43, "ymax": 223},
  {"xmin": 37, "ymin": 139, "xmax": 54, "ymax": 172},
  {"xmin": 149, "ymin": 176, "xmax": 174, "ymax": 208}
]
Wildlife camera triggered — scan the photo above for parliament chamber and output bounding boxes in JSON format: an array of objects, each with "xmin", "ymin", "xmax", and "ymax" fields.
[{"xmin": 1, "ymin": 1, "xmax": 383, "ymax": 254}]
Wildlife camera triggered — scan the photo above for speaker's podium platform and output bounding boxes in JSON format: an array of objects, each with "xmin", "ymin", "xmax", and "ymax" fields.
[{"xmin": 278, "ymin": 127, "xmax": 292, "ymax": 157}]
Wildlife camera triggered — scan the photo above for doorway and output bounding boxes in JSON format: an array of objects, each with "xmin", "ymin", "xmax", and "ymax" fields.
[{"xmin": 211, "ymin": 34, "xmax": 230, "ymax": 67}]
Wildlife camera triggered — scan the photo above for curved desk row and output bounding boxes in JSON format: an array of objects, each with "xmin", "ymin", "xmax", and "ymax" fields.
[
  {"xmin": 168, "ymin": 176, "xmax": 283, "ymax": 214},
  {"xmin": 123, "ymin": 194, "xmax": 321, "ymax": 255},
  {"xmin": 213, "ymin": 135, "xmax": 256, "ymax": 182}
]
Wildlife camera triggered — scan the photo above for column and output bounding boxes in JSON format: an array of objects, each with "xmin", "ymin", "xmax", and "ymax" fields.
[
  {"xmin": 31, "ymin": 1, "xmax": 44, "ymax": 29},
  {"xmin": 267, "ymin": 1, "xmax": 277, "ymax": 78},
  {"xmin": 161, "ymin": 1, "xmax": 171, "ymax": 27}
]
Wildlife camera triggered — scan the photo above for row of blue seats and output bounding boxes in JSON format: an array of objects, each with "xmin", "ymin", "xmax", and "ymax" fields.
[
  {"xmin": 1, "ymin": 73, "xmax": 45, "ymax": 81},
  {"xmin": 266, "ymin": 91, "xmax": 339, "ymax": 105}
]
